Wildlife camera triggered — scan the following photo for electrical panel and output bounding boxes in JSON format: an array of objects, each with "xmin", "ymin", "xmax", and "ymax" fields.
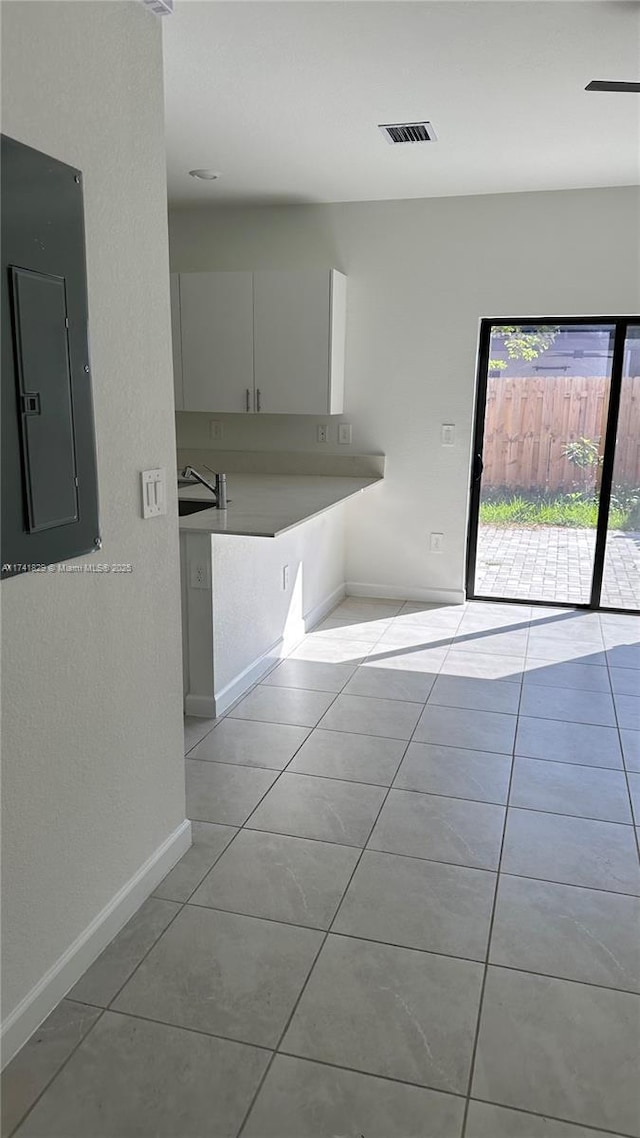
[{"xmin": 1, "ymin": 135, "xmax": 99, "ymax": 578}]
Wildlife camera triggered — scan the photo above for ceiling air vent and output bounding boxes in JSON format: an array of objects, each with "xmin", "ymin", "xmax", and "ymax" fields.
[
  {"xmin": 142, "ymin": 0, "xmax": 173, "ymax": 15},
  {"xmin": 379, "ymin": 122, "xmax": 437, "ymax": 144}
]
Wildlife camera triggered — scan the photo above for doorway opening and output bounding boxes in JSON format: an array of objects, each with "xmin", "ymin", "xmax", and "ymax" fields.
[{"xmin": 467, "ymin": 318, "xmax": 640, "ymax": 612}]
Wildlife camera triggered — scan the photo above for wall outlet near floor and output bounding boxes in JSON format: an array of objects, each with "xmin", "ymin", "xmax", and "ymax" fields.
[
  {"xmin": 209, "ymin": 419, "xmax": 224, "ymax": 441},
  {"xmin": 430, "ymin": 532, "xmax": 444, "ymax": 553},
  {"xmin": 317, "ymin": 424, "xmax": 329, "ymax": 443},
  {"xmin": 190, "ymin": 561, "xmax": 210, "ymax": 590},
  {"xmin": 441, "ymin": 423, "xmax": 455, "ymax": 446},
  {"xmin": 338, "ymin": 423, "xmax": 352, "ymax": 445},
  {"xmin": 282, "ymin": 564, "xmax": 290, "ymax": 591}
]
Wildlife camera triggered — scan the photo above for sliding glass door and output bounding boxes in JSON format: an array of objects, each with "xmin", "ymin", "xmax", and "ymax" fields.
[
  {"xmin": 467, "ymin": 318, "xmax": 640, "ymax": 611},
  {"xmin": 600, "ymin": 325, "xmax": 640, "ymax": 609}
]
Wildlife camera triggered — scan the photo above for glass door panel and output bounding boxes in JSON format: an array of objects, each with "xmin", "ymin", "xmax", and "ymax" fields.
[
  {"xmin": 471, "ymin": 322, "xmax": 615, "ymax": 605},
  {"xmin": 601, "ymin": 325, "xmax": 640, "ymax": 611}
]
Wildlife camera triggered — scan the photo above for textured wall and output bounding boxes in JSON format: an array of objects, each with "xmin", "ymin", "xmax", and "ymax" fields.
[
  {"xmin": 170, "ymin": 186, "xmax": 640, "ymax": 600},
  {"xmin": 1, "ymin": 2, "xmax": 185, "ymax": 1019},
  {"xmin": 212, "ymin": 507, "xmax": 346, "ymax": 693}
]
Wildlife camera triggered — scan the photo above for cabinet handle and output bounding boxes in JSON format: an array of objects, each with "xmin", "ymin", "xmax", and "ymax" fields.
[
  {"xmin": 256, "ymin": 388, "xmax": 262, "ymax": 413},
  {"xmin": 245, "ymin": 388, "xmax": 250, "ymax": 413}
]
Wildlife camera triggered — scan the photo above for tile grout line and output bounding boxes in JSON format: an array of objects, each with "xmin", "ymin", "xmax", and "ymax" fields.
[
  {"xmin": 222, "ymin": 603, "xmax": 400, "ymax": 852},
  {"xmin": 236, "ymin": 823, "xmax": 640, "ymax": 898},
  {"xmin": 37, "ymin": 978, "xmax": 638, "ymax": 1138},
  {"xmin": 188, "ymin": 606, "xmax": 637, "ymax": 890},
  {"xmin": 191, "ymin": 720, "xmax": 630, "ymax": 772},
  {"xmin": 6, "ymin": 759, "xmax": 279, "ymax": 1138},
  {"xmin": 6, "ymin": 886, "xmax": 218, "ymax": 1137},
  {"xmin": 383, "ymin": 618, "xmax": 515, "ymax": 811},
  {"xmin": 8, "ymin": 731, "xmax": 306, "ymax": 1138},
  {"xmin": 188, "ymin": 603, "xmax": 638, "ymax": 902},
  {"xmin": 11, "ymin": 602, "xmax": 637, "ymax": 1136},
  {"xmin": 171, "ymin": 898, "xmax": 640, "ymax": 998},
  {"xmin": 188, "ymin": 600, "xmax": 433, "ymax": 949},
  {"xmin": 466, "ymin": 1095, "xmax": 637, "ymax": 1138},
  {"xmin": 152, "ymin": 825, "xmax": 241, "ymax": 905},
  {"xmin": 9, "ymin": 806, "xmax": 260, "ymax": 1136},
  {"xmin": 600, "ymin": 620, "xmax": 640, "ymax": 857},
  {"xmin": 224, "ymin": 606, "xmax": 392, "ymax": 1137},
  {"xmin": 459, "ymin": 615, "xmax": 526, "ymax": 1138},
  {"xmin": 42, "ymin": 1001, "xmax": 635, "ymax": 1138},
  {"xmin": 596, "ymin": 605, "xmax": 637, "ymax": 846},
  {"xmin": 5, "ymin": 1006, "xmax": 108, "ymax": 1138},
  {"xmin": 234, "ymin": 721, "xmax": 413, "ymax": 1138}
]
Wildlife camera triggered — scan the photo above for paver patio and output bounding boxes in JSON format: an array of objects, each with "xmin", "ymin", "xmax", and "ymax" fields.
[{"xmin": 475, "ymin": 526, "xmax": 640, "ymax": 609}]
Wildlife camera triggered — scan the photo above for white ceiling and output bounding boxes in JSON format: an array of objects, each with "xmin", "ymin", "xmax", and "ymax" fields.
[{"xmin": 163, "ymin": 1, "xmax": 640, "ymax": 206}]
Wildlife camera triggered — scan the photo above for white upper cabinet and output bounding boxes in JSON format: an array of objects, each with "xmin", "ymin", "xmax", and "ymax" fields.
[
  {"xmin": 172, "ymin": 268, "xmax": 346, "ymax": 415},
  {"xmin": 253, "ymin": 270, "xmax": 345, "ymax": 415},
  {"xmin": 170, "ymin": 273, "xmax": 184, "ymax": 410},
  {"xmin": 179, "ymin": 271, "xmax": 254, "ymax": 413}
]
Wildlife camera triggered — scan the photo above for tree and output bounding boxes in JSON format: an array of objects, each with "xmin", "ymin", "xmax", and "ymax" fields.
[
  {"xmin": 562, "ymin": 436, "xmax": 602, "ymax": 496},
  {"xmin": 489, "ymin": 325, "xmax": 559, "ymax": 372},
  {"xmin": 562, "ymin": 437, "xmax": 601, "ymax": 470}
]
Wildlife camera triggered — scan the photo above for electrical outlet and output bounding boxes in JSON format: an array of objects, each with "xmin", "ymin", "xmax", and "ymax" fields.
[
  {"xmin": 317, "ymin": 424, "xmax": 328, "ymax": 443},
  {"xmin": 338, "ymin": 423, "xmax": 352, "ymax": 445},
  {"xmin": 209, "ymin": 420, "xmax": 223, "ymax": 441},
  {"xmin": 430, "ymin": 532, "xmax": 444, "ymax": 553},
  {"xmin": 282, "ymin": 564, "xmax": 289, "ymax": 591},
  {"xmin": 441, "ymin": 424, "xmax": 455, "ymax": 446},
  {"xmin": 141, "ymin": 468, "xmax": 166, "ymax": 519},
  {"xmin": 190, "ymin": 561, "xmax": 210, "ymax": 590}
]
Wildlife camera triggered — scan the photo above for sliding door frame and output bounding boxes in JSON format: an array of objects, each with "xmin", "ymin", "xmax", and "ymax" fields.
[{"xmin": 466, "ymin": 315, "xmax": 640, "ymax": 613}]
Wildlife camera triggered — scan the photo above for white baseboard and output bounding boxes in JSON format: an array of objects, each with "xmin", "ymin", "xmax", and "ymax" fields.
[
  {"xmin": 184, "ymin": 693, "xmax": 217, "ymax": 718},
  {"xmin": 213, "ymin": 637, "xmax": 286, "ymax": 717},
  {"xmin": 304, "ymin": 583, "xmax": 346, "ymax": 631},
  {"xmin": 345, "ymin": 582, "xmax": 466, "ymax": 606},
  {"xmin": 1, "ymin": 819, "xmax": 192, "ymax": 1069}
]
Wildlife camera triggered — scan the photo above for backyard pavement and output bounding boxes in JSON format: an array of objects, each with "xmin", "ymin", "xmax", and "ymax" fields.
[{"xmin": 476, "ymin": 526, "xmax": 640, "ymax": 609}]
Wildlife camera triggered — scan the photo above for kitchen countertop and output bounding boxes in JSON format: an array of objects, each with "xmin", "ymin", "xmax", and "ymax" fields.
[{"xmin": 177, "ymin": 472, "xmax": 382, "ymax": 537}]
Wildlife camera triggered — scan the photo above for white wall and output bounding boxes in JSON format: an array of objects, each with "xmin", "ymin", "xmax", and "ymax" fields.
[
  {"xmin": 1, "ymin": 1, "xmax": 186, "ymax": 1049},
  {"xmin": 170, "ymin": 187, "xmax": 640, "ymax": 600},
  {"xmin": 213, "ymin": 508, "xmax": 346, "ymax": 692},
  {"xmin": 181, "ymin": 508, "xmax": 345, "ymax": 716}
]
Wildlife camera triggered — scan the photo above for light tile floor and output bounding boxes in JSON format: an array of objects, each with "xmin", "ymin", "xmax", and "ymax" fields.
[{"xmin": 3, "ymin": 599, "xmax": 640, "ymax": 1138}]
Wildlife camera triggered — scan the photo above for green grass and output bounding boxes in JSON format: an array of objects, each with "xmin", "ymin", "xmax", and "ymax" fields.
[{"xmin": 479, "ymin": 495, "xmax": 628, "ymax": 529}]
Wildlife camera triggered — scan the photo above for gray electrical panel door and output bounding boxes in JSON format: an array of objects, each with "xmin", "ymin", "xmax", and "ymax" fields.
[
  {"xmin": 11, "ymin": 268, "xmax": 79, "ymax": 531},
  {"xmin": 1, "ymin": 135, "xmax": 99, "ymax": 578}
]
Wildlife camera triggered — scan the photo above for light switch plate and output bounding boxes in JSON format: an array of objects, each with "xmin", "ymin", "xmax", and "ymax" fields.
[
  {"xmin": 441, "ymin": 424, "xmax": 455, "ymax": 446},
  {"xmin": 141, "ymin": 468, "xmax": 166, "ymax": 518},
  {"xmin": 430, "ymin": 532, "xmax": 444, "ymax": 553},
  {"xmin": 209, "ymin": 420, "xmax": 223, "ymax": 441},
  {"xmin": 338, "ymin": 423, "xmax": 352, "ymax": 445}
]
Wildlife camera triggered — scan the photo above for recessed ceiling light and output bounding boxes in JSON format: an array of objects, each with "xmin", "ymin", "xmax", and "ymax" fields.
[{"xmin": 188, "ymin": 169, "xmax": 221, "ymax": 180}]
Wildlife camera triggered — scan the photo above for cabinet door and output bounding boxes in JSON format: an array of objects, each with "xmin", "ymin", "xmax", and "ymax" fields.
[
  {"xmin": 253, "ymin": 270, "xmax": 344, "ymax": 415},
  {"xmin": 180, "ymin": 272, "xmax": 254, "ymax": 413},
  {"xmin": 170, "ymin": 273, "xmax": 184, "ymax": 410}
]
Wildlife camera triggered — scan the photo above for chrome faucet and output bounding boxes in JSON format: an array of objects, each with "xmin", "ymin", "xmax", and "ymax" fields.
[
  {"xmin": 180, "ymin": 466, "xmax": 228, "ymax": 510},
  {"xmin": 212, "ymin": 469, "xmax": 228, "ymax": 510}
]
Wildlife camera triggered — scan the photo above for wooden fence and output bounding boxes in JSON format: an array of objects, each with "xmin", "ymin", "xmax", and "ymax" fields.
[{"xmin": 482, "ymin": 375, "xmax": 640, "ymax": 492}]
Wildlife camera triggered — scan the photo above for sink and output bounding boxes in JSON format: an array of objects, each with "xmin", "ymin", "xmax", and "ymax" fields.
[{"xmin": 178, "ymin": 499, "xmax": 215, "ymax": 517}]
